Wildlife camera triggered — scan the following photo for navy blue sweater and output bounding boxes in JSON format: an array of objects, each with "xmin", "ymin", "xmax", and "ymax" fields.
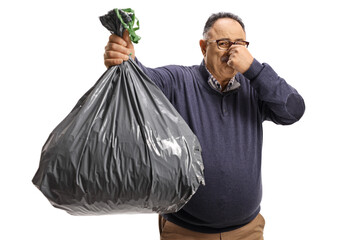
[{"xmin": 135, "ymin": 58, "xmax": 305, "ymax": 233}]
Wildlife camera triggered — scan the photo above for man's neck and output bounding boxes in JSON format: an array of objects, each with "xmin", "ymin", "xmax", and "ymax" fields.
[{"xmin": 209, "ymin": 71, "xmax": 233, "ymax": 90}]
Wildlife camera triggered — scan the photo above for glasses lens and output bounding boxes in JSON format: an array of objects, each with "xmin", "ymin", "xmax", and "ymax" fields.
[
  {"xmin": 217, "ymin": 40, "xmax": 231, "ymax": 50},
  {"xmin": 235, "ymin": 41, "xmax": 248, "ymax": 48}
]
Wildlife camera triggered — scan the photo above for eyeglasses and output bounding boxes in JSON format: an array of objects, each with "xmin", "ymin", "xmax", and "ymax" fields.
[{"xmin": 207, "ymin": 39, "xmax": 250, "ymax": 50}]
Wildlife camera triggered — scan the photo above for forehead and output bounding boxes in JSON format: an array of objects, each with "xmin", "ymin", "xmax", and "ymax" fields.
[{"xmin": 208, "ymin": 18, "xmax": 245, "ymax": 39}]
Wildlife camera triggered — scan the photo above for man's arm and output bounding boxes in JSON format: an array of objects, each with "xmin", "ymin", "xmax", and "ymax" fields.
[
  {"xmin": 244, "ymin": 59, "xmax": 305, "ymax": 125},
  {"xmin": 103, "ymin": 32, "xmax": 176, "ymax": 99},
  {"xmin": 226, "ymin": 45, "xmax": 305, "ymax": 125}
]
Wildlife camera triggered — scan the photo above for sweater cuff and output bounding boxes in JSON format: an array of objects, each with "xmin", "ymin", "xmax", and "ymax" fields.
[{"xmin": 243, "ymin": 58, "xmax": 264, "ymax": 81}]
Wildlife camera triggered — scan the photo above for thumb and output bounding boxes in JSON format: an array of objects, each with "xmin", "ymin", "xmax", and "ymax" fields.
[
  {"xmin": 122, "ymin": 29, "xmax": 135, "ymax": 59},
  {"xmin": 123, "ymin": 30, "xmax": 133, "ymax": 47}
]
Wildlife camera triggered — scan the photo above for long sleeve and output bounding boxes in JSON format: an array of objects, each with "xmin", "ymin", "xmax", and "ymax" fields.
[
  {"xmin": 243, "ymin": 59, "xmax": 305, "ymax": 125},
  {"xmin": 134, "ymin": 58, "xmax": 175, "ymax": 99}
]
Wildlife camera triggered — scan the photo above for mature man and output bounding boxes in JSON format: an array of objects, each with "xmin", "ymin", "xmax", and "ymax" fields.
[{"xmin": 104, "ymin": 12, "xmax": 305, "ymax": 240}]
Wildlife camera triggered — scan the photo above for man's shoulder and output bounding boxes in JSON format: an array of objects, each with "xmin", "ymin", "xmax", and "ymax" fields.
[{"xmin": 161, "ymin": 63, "xmax": 201, "ymax": 71}]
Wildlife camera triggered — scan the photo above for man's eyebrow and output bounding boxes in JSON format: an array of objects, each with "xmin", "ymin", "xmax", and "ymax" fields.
[{"xmin": 217, "ymin": 38, "xmax": 245, "ymax": 41}]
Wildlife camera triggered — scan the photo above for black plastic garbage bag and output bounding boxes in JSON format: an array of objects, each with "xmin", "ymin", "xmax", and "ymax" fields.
[{"xmin": 32, "ymin": 8, "xmax": 205, "ymax": 215}]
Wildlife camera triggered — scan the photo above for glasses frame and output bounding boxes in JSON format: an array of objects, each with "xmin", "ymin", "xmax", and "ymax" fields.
[{"xmin": 207, "ymin": 39, "xmax": 250, "ymax": 50}]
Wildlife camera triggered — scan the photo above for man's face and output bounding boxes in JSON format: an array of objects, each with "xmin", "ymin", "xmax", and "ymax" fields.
[{"xmin": 201, "ymin": 18, "xmax": 246, "ymax": 81}]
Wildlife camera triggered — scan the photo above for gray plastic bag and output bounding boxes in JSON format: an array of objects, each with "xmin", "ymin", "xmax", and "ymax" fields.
[{"xmin": 32, "ymin": 9, "xmax": 205, "ymax": 215}]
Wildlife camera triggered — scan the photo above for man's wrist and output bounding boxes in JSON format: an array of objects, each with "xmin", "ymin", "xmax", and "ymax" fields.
[{"xmin": 243, "ymin": 58, "xmax": 264, "ymax": 80}]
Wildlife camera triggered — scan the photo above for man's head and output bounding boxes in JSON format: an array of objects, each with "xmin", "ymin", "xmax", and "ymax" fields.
[
  {"xmin": 203, "ymin": 12, "xmax": 245, "ymax": 38},
  {"xmin": 200, "ymin": 12, "xmax": 246, "ymax": 83}
]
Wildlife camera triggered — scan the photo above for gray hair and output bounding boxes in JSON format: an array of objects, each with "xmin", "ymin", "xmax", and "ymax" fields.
[{"xmin": 203, "ymin": 12, "xmax": 245, "ymax": 38}]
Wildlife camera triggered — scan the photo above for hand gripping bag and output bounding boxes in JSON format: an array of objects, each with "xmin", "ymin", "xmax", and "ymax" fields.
[{"xmin": 32, "ymin": 8, "xmax": 205, "ymax": 215}]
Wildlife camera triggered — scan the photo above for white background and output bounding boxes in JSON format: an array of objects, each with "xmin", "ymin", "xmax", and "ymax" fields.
[{"xmin": 1, "ymin": 0, "xmax": 359, "ymax": 239}]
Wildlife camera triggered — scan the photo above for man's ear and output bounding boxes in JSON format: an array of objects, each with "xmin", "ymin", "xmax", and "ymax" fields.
[{"xmin": 199, "ymin": 39, "xmax": 207, "ymax": 57}]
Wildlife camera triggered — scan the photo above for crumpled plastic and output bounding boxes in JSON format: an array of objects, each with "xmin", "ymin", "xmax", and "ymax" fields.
[{"xmin": 32, "ymin": 8, "xmax": 205, "ymax": 215}]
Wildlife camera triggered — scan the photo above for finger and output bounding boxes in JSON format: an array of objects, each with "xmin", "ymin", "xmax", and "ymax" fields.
[
  {"xmin": 104, "ymin": 54, "xmax": 130, "ymax": 68},
  {"xmin": 104, "ymin": 50, "xmax": 126, "ymax": 59},
  {"xmin": 226, "ymin": 54, "xmax": 236, "ymax": 67},
  {"xmin": 229, "ymin": 45, "xmax": 246, "ymax": 54},
  {"xmin": 228, "ymin": 47, "xmax": 239, "ymax": 55},
  {"xmin": 109, "ymin": 34, "xmax": 127, "ymax": 46},
  {"xmin": 105, "ymin": 44, "xmax": 132, "ymax": 55},
  {"xmin": 104, "ymin": 50, "xmax": 130, "ymax": 60},
  {"xmin": 104, "ymin": 58, "xmax": 124, "ymax": 68}
]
